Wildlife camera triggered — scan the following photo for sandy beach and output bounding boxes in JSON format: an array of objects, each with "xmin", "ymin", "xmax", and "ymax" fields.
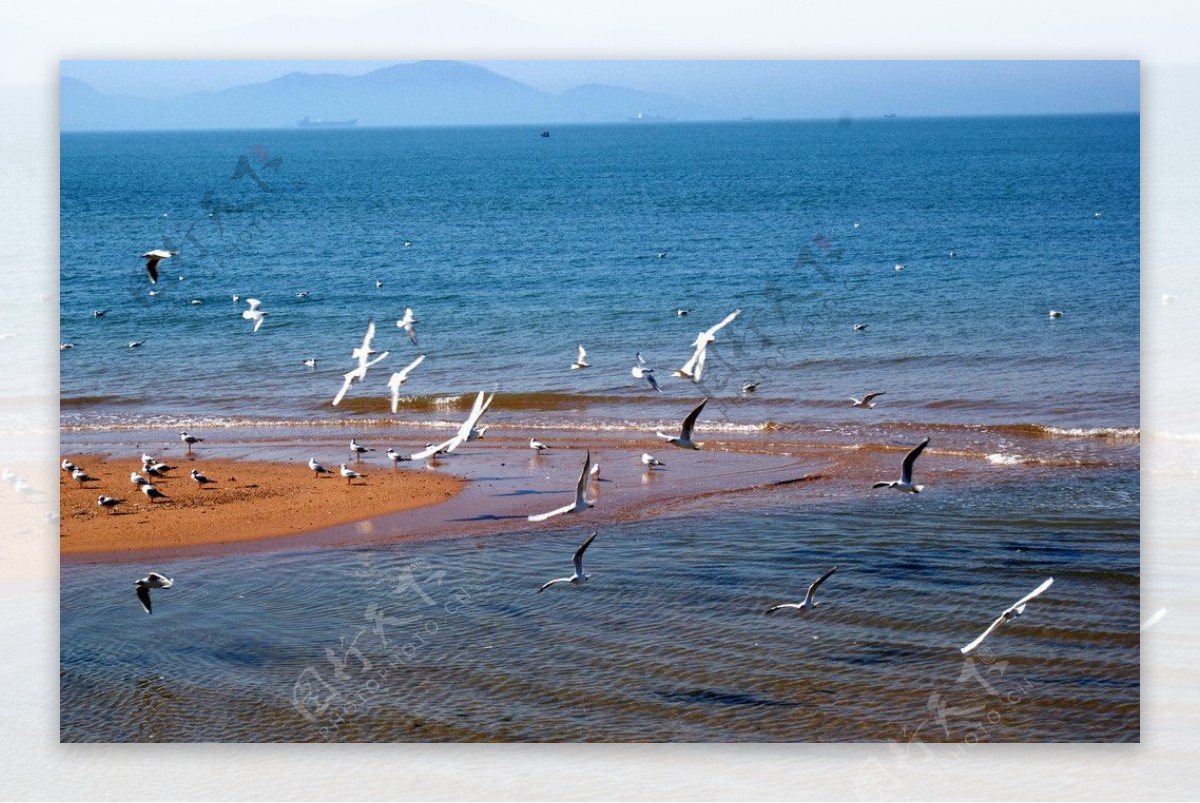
[{"xmin": 59, "ymin": 454, "xmax": 465, "ymax": 555}]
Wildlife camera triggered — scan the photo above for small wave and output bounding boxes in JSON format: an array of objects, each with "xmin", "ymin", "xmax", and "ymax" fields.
[
  {"xmin": 986, "ymin": 453, "xmax": 1029, "ymax": 465},
  {"xmin": 1039, "ymin": 426, "xmax": 1140, "ymax": 439}
]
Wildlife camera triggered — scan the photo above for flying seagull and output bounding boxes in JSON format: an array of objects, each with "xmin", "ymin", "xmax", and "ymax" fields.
[
  {"xmin": 387, "ymin": 354, "xmax": 426, "ymax": 413},
  {"xmin": 960, "ymin": 578, "xmax": 1055, "ymax": 654},
  {"xmin": 241, "ymin": 298, "xmax": 268, "ymax": 333},
  {"xmin": 333, "ymin": 318, "xmax": 390, "ymax": 406},
  {"xmin": 850, "ymin": 392, "xmax": 886, "ymax": 409},
  {"xmin": 528, "ymin": 451, "xmax": 594, "ymax": 522},
  {"xmin": 674, "ymin": 309, "xmax": 741, "ymax": 382},
  {"xmin": 872, "ymin": 438, "xmax": 929, "ymax": 493},
  {"xmin": 134, "ymin": 571, "xmax": 174, "ymax": 614},
  {"xmin": 397, "ymin": 307, "xmax": 419, "ymax": 346},
  {"xmin": 537, "ymin": 531, "xmax": 599, "ymax": 593},
  {"xmin": 657, "ymin": 398, "xmax": 708, "ymax": 449},
  {"xmin": 631, "ymin": 352, "xmax": 663, "ymax": 393},
  {"xmin": 141, "ymin": 250, "xmax": 177, "ymax": 284},
  {"xmin": 407, "ymin": 391, "xmax": 495, "ymax": 460},
  {"xmin": 766, "ymin": 566, "xmax": 838, "ymax": 614},
  {"xmin": 571, "ymin": 345, "xmax": 590, "ymax": 370}
]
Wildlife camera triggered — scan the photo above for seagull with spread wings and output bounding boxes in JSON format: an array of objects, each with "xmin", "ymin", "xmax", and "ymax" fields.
[
  {"xmin": 960, "ymin": 578, "xmax": 1054, "ymax": 654},
  {"xmin": 657, "ymin": 398, "xmax": 708, "ymax": 450},
  {"xmin": 528, "ymin": 452, "xmax": 594, "ymax": 522},
  {"xmin": 537, "ymin": 531, "xmax": 598, "ymax": 593},
  {"xmin": 765, "ymin": 566, "xmax": 838, "ymax": 614}
]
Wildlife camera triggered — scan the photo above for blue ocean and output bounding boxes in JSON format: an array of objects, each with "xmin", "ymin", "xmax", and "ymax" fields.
[{"xmin": 59, "ymin": 115, "xmax": 1139, "ymax": 742}]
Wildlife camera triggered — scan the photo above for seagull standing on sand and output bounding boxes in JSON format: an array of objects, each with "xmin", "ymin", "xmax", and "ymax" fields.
[
  {"xmin": 339, "ymin": 464, "xmax": 366, "ymax": 485},
  {"xmin": 386, "ymin": 354, "xmax": 426, "ymax": 414},
  {"xmin": 641, "ymin": 452, "xmax": 665, "ymax": 468},
  {"xmin": 850, "ymin": 392, "xmax": 886, "ymax": 409},
  {"xmin": 241, "ymin": 298, "xmax": 268, "ymax": 333},
  {"xmin": 61, "ymin": 459, "xmax": 77, "ymax": 473},
  {"xmin": 308, "ymin": 458, "xmax": 332, "ymax": 477},
  {"xmin": 71, "ymin": 468, "xmax": 94, "ymax": 484},
  {"xmin": 130, "ymin": 472, "xmax": 150, "ymax": 487},
  {"xmin": 190, "ymin": 468, "xmax": 215, "ymax": 487},
  {"xmin": 97, "ymin": 495, "xmax": 123, "ymax": 514},
  {"xmin": 134, "ymin": 572, "xmax": 173, "ymax": 614},
  {"xmin": 872, "ymin": 438, "xmax": 929, "ymax": 493},
  {"xmin": 180, "ymin": 431, "xmax": 203, "ymax": 453},
  {"xmin": 960, "ymin": 578, "xmax": 1055, "ymax": 654},
  {"xmin": 571, "ymin": 345, "xmax": 590, "ymax": 370},
  {"xmin": 140, "ymin": 483, "xmax": 168, "ymax": 503},
  {"xmin": 528, "ymin": 452, "xmax": 594, "ymax": 522},
  {"xmin": 537, "ymin": 531, "xmax": 599, "ymax": 593},
  {"xmin": 766, "ymin": 566, "xmax": 838, "ymax": 614},
  {"xmin": 396, "ymin": 307, "xmax": 419, "ymax": 346},
  {"xmin": 141, "ymin": 250, "xmax": 177, "ymax": 285},
  {"xmin": 657, "ymin": 398, "xmax": 708, "ymax": 450}
]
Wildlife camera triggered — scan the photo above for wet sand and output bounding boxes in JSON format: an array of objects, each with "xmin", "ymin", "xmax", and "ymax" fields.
[{"xmin": 59, "ymin": 455, "xmax": 465, "ymax": 555}]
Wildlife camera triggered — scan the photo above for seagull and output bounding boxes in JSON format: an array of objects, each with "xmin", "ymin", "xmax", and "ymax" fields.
[
  {"xmin": 641, "ymin": 452, "xmax": 665, "ymax": 468},
  {"xmin": 241, "ymin": 298, "xmax": 268, "ymax": 332},
  {"xmin": 141, "ymin": 250, "xmax": 177, "ymax": 284},
  {"xmin": 130, "ymin": 472, "xmax": 150, "ymax": 487},
  {"xmin": 339, "ymin": 464, "xmax": 366, "ymax": 485},
  {"xmin": 134, "ymin": 572, "xmax": 174, "ymax": 614},
  {"xmin": 334, "ymin": 319, "xmax": 390, "ymax": 406},
  {"xmin": 387, "ymin": 354, "xmax": 426, "ymax": 413},
  {"xmin": 93, "ymin": 310, "xmax": 107, "ymax": 318},
  {"xmin": 71, "ymin": 468, "xmax": 94, "ymax": 484},
  {"xmin": 571, "ymin": 345, "xmax": 590, "ymax": 370},
  {"xmin": 872, "ymin": 438, "xmax": 929, "ymax": 493},
  {"xmin": 190, "ymin": 468, "xmax": 215, "ymax": 487},
  {"xmin": 850, "ymin": 392, "xmax": 886, "ymax": 409},
  {"xmin": 407, "ymin": 391, "xmax": 495, "ymax": 460},
  {"xmin": 128, "ymin": 341, "xmax": 144, "ymax": 348},
  {"xmin": 180, "ymin": 431, "xmax": 203, "ymax": 452},
  {"xmin": 232, "ymin": 294, "xmax": 240, "ymax": 303},
  {"xmin": 97, "ymin": 495, "xmax": 123, "ymax": 514},
  {"xmin": 589, "ymin": 463, "xmax": 601, "ymax": 478},
  {"xmin": 657, "ymin": 398, "xmax": 708, "ymax": 449},
  {"xmin": 396, "ymin": 307, "xmax": 419, "ymax": 346},
  {"xmin": 674, "ymin": 309, "xmax": 740, "ymax": 382},
  {"xmin": 528, "ymin": 452, "xmax": 594, "ymax": 522},
  {"xmin": 537, "ymin": 531, "xmax": 599, "ymax": 593},
  {"xmin": 742, "ymin": 382, "xmax": 760, "ymax": 393},
  {"xmin": 676, "ymin": 309, "xmax": 691, "ymax": 317},
  {"xmin": 1049, "ymin": 310, "xmax": 1063, "ymax": 319},
  {"xmin": 295, "ymin": 291, "xmax": 310, "ymax": 299},
  {"xmin": 632, "ymin": 353, "xmax": 663, "ymax": 393},
  {"xmin": 853, "ymin": 323, "xmax": 868, "ymax": 332},
  {"xmin": 140, "ymin": 452, "xmax": 155, "ymax": 466},
  {"xmin": 60, "ymin": 343, "xmax": 75, "ymax": 350},
  {"xmin": 386, "ymin": 448, "xmax": 412, "ymax": 466},
  {"xmin": 960, "ymin": 578, "xmax": 1055, "ymax": 654},
  {"xmin": 375, "ymin": 280, "xmax": 383, "ymax": 289},
  {"xmin": 61, "ymin": 459, "xmax": 77, "ymax": 472},
  {"xmin": 303, "ymin": 359, "xmax": 317, "ymax": 369},
  {"xmin": 530, "ymin": 438, "xmax": 550, "ymax": 453},
  {"xmin": 308, "ymin": 458, "xmax": 332, "ymax": 477},
  {"xmin": 1093, "ymin": 211, "xmax": 1103, "ymax": 218},
  {"xmin": 894, "ymin": 264, "xmax": 905, "ymax": 272},
  {"xmin": 144, "ymin": 462, "xmax": 172, "ymax": 477},
  {"xmin": 349, "ymin": 439, "xmax": 374, "ymax": 461},
  {"xmin": 140, "ymin": 483, "xmax": 168, "ymax": 503},
  {"xmin": 766, "ymin": 566, "xmax": 838, "ymax": 614}
]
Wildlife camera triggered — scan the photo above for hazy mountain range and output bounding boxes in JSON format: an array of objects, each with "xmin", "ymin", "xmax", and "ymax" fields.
[{"xmin": 60, "ymin": 60, "xmax": 721, "ymax": 131}]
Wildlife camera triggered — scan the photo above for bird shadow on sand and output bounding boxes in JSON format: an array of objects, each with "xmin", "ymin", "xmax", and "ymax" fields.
[
  {"xmin": 492, "ymin": 488, "xmax": 568, "ymax": 498},
  {"xmin": 446, "ymin": 513, "xmax": 530, "ymax": 523}
]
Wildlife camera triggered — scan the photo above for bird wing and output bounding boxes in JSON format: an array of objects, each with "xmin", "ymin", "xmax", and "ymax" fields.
[
  {"xmin": 528, "ymin": 502, "xmax": 576, "ymax": 523},
  {"xmin": 680, "ymin": 398, "xmax": 708, "ymax": 440},
  {"xmin": 900, "ymin": 438, "xmax": 930, "ymax": 485},
  {"xmin": 396, "ymin": 353, "xmax": 425, "ymax": 384},
  {"xmin": 863, "ymin": 392, "xmax": 885, "ymax": 404},
  {"xmin": 803, "ymin": 566, "xmax": 838, "ymax": 606},
  {"xmin": 145, "ymin": 259, "xmax": 159, "ymax": 284},
  {"xmin": 573, "ymin": 531, "xmax": 598, "ymax": 576},
  {"xmin": 574, "ymin": 452, "xmax": 592, "ymax": 505},
  {"xmin": 411, "ymin": 437, "xmax": 459, "ymax": 461},
  {"xmin": 576, "ymin": 345, "xmax": 586, "ymax": 363},
  {"xmin": 136, "ymin": 585, "xmax": 152, "ymax": 614},
  {"xmin": 246, "ymin": 298, "xmax": 262, "ymax": 310},
  {"xmin": 1006, "ymin": 577, "xmax": 1054, "ymax": 614},
  {"xmin": 251, "ymin": 313, "xmax": 266, "ymax": 333},
  {"xmin": 705, "ymin": 308, "xmax": 742, "ymax": 339},
  {"xmin": 537, "ymin": 576, "xmax": 573, "ymax": 593},
  {"xmin": 960, "ymin": 613, "xmax": 1008, "ymax": 654},
  {"xmin": 693, "ymin": 344, "xmax": 709, "ymax": 382},
  {"xmin": 455, "ymin": 391, "xmax": 488, "ymax": 443},
  {"xmin": 332, "ymin": 370, "xmax": 359, "ymax": 406},
  {"xmin": 645, "ymin": 372, "xmax": 662, "ymax": 393}
]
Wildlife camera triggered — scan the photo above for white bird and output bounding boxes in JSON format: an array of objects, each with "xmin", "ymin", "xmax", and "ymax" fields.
[
  {"xmin": 296, "ymin": 291, "xmax": 310, "ymax": 299},
  {"xmin": 894, "ymin": 264, "xmax": 905, "ymax": 271},
  {"xmin": 308, "ymin": 458, "xmax": 332, "ymax": 477},
  {"xmin": 1049, "ymin": 310, "xmax": 1063, "ymax": 319},
  {"xmin": 128, "ymin": 341, "xmax": 144, "ymax": 348},
  {"xmin": 241, "ymin": 298, "xmax": 268, "ymax": 333},
  {"xmin": 396, "ymin": 307, "xmax": 419, "ymax": 346},
  {"xmin": 676, "ymin": 308, "xmax": 691, "ymax": 316},
  {"xmin": 537, "ymin": 531, "xmax": 599, "ymax": 593},
  {"xmin": 386, "ymin": 448, "xmax": 411, "ymax": 466},
  {"xmin": 742, "ymin": 382, "xmax": 760, "ymax": 393},
  {"xmin": 180, "ymin": 431, "xmax": 203, "ymax": 452},
  {"xmin": 853, "ymin": 323, "xmax": 868, "ymax": 332},
  {"xmin": 528, "ymin": 452, "xmax": 594, "ymax": 522},
  {"xmin": 130, "ymin": 472, "xmax": 149, "ymax": 487},
  {"xmin": 334, "ymin": 319, "xmax": 390, "ymax": 406},
  {"xmin": 97, "ymin": 495, "xmax": 123, "ymax": 514},
  {"xmin": 134, "ymin": 571, "xmax": 174, "ymax": 614},
  {"xmin": 144, "ymin": 462, "xmax": 172, "ymax": 478},
  {"xmin": 349, "ymin": 439, "xmax": 374, "ymax": 461},
  {"xmin": 589, "ymin": 463, "xmax": 600, "ymax": 478},
  {"xmin": 141, "ymin": 249, "xmax": 177, "ymax": 284},
  {"xmin": 303, "ymin": 358, "xmax": 317, "ymax": 369},
  {"xmin": 674, "ymin": 309, "xmax": 740, "ymax": 382},
  {"xmin": 140, "ymin": 453, "xmax": 155, "ymax": 466},
  {"xmin": 140, "ymin": 483, "xmax": 168, "ymax": 503},
  {"xmin": 850, "ymin": 392, "xmax": 886, "ymax": 409},
  {"xmin": 872, "ymin": 438, "xmax": 929, "ymax": 493},
  {"xmin": 408, "ymin": 391, "xmax": 496, "ymax": 460},
  {"xmin": 641, "ymin": 452, "xmax": 665, "ymax": 468},
  {"xmin": 571, "ymin": 344, "xmax": 590, "ymax": 370},
  {"xmin": 766, "ymin": 566, "xmax": 839, "ymax": 614},
  {"xmin": 631, "ymin": 353, "xmax": 663, "ymax": 393},
  {"xmin": 339, "ymin": 464, "xmax": 366, "ymax": 485},
  {"xmin": 530, "ymin": 437, "xmax": 550, "ymax": 453},
  {"xmin": 386, "ymin": 354, "xmax": 426, "ymax": 414},
  {"xmin": 657, "ymin": 398, "xmax": 708, "ymax": 450},
  {"xmin": 190, "ymin": 468, "xmax": 215, "ymax": 487},
  {"xmin": 71, "ymin": 468, "xmax": 94, "ymax": 484},
  {"xmin": 960, "ymin": 578, "xmax": 1055, "ymax": 654},
  {"xmin": 60, "ymin": 343, "xmax": 75, "ymax": 350},
  {"xmin": 62, "ymin": 458, "xmax": 77, "ymax": 472},
  {"xmin": 351, "ymin": 318, "xmax": 382, "ymax": 364},
  {"xmin": 375, "ymin": 280, "xmax": 384, "ymax": 289}
]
